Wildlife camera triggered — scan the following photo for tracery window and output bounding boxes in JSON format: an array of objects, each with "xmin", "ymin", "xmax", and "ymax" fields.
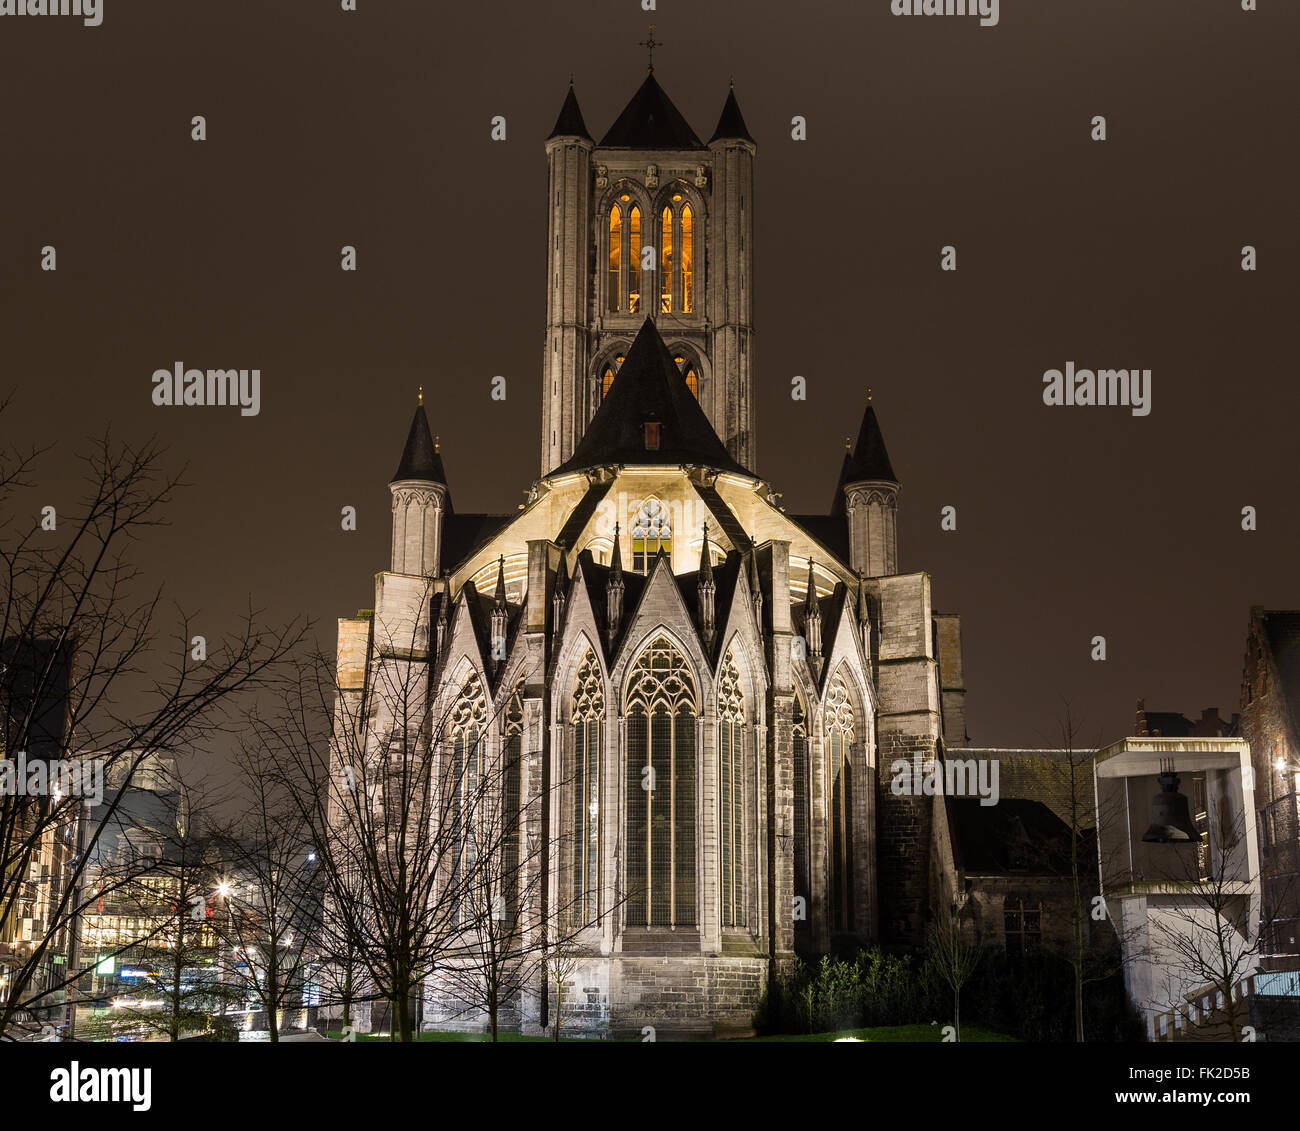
[
  {"xmin": 606, "ymin": 197, "xmax": 642, "ymax": 314},
  {"xmin": 658, "ymin": 193, "xmax": 694, "ymax": 314},
  {"xmin": 625, "ymin": 636, "xmax": 697, "ymax": 927},
  {"xmin": 718, "ymin": 652, "xmax": 746, "ymax": 929},
  {"xmin": 630, "ymin": 498, "xmax": 671, "ymax": 572},
  {"xmin": 500, "ymin": 686, "xmax": 524, "ymax": 922},
  {"xmin": 571, "ymin": 652, "xmax": 604, "ymax": 925},
  {"xmin": 826, "ymin": 672, "xmax": 855, "ymax": 933},
  {"xmin": 672, "ymin": 354, "xmax": 699, "ymax": 400},
  {"xmin": 450, "ymin": 672, "xmax": 487, "ymax": 927},
  {"xmin": 792, "ymin": 691, "xmax": 810, "ymax": 931}
]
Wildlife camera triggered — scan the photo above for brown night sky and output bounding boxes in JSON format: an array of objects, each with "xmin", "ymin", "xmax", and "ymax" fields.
[{"xmin": 1, "ymin": 0, "xmax": 1295, "ymax": 750}]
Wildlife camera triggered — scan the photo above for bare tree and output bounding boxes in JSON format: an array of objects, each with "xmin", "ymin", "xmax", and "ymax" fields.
[
  {"xmin": 927, "ymin": 896, "xmax": 980, "ymax": 1041},
  {"xmin": 0, "ymin": 409, "xmax": 304, "ymax": 1037},
  {"xmin": 208, "ymin": 742, "xmax": 321, "ymax": 1042}
]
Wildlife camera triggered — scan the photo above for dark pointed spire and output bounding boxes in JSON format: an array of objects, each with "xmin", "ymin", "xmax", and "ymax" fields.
[
  {"xmin": 699, "ymin": 521, "xmax": 714, "ymax": 582},
  {"xmin": 843, "ymin": 391, "xmax": 898, "ymax": 484},
  {"xmin": 748, "ymin": 547, "xmax": 763, "ymax": 622},
  {"xmin": 392, "ymin": 401, "xmax": 447, "ymax": 485},
  {"xmin": 607, "ymin": 524, "xmax": 625, "ymax": 645},
  {"xmin": 493, "ymin": 555, "xmax": 507, "ymax": 609},
  {"xmin": 490, "ymin": 555, "xmax": 508, "ymax": 660},
  {"xmin": 697, "ymin": 523, "xmax": 716, "ymax": 648},
  {"xmin": 804, "ymin": 559, "xmax": 823, "ymax": 674},
  {"xmin": 804, "ymin": 559, "xmax": 820, "ymax": 615},
  {"xmin": 548, "ymin": 80, "xmax": 592, "ymax": 141},
  {"xmin": 599, "ymin": 73, "xmax": 705, "ymax": 149},
  {"xmin": 709, "ymin": 83, "xmax": 754, "ymax": 144},
  {"xmin": 857, "ymin": 569, "xmax": 870, "ymax": 623},
  {"xmin": 551, "ymin": 317, "xmax": 747, "ymax": 476}
]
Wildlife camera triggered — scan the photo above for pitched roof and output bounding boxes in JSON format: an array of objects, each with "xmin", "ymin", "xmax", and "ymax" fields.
[
  {"xmin": 391, "ymin": 404, "xmax": 447, "ymax": 485},
  {"xmin": 548, "ymin": 82, "xmax": 591, "ymax": 141},
  {"xmin": 841, "ymin": 400, "xmax": 898, "ymax": 485},
  {"xmin": 599, "ymin": 73, "xmax": 705, "ymax": 150},
  {"xmin": 549, "ymin": 318, "xmax": 750, "ymax": 477},
  {"xmin": 708, "ymin": 85, "xmax": 753, "ymax": 144}
]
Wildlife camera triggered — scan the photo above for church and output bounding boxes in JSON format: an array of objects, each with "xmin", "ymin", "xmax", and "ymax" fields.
[{"xmin": 329, "ymin": 58, "xmax": 973, "ymax": 1037}]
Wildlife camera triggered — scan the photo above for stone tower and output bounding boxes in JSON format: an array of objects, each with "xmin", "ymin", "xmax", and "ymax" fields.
[
  {"xmin": 388, "ymin": 399, "xmax": 448, "ymax": 577},
  {"xmin": 837, "ymin": 396, "xmax": 900, "ymax": 578},
  {"xmin": 540, "ymin": 68, "xmax": 757, "ymax": 475}
]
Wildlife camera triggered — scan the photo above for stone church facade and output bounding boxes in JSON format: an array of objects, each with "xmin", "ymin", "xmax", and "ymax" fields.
[{"xmin": 330, "ymin": 66, "xmax": 971, "ymax": 1037}]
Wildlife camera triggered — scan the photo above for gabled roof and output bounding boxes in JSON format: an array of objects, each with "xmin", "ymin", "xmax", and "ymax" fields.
[
  {"xmin": 391, "ymin": 404, "xmax": 447, "ymax": 485},
  {"xmin": 708, "ymin": 85, "xmax": 753, "ymax": 144},
  {"xmin": 548, "ymin": 82, "xmax": 591, "ymax": 141},
  {"xmin": 549, "ymin": 318, "xmax": 750, "ymax": 477},
  {"xmin": 599, "ymin": 73, "xmax": 705, "ymax": 150}
]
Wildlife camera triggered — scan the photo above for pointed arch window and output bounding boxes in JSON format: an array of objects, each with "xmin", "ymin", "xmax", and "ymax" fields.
[
  {"xmin": 656, "ymin": 192, "xmax": 695, "ymax": 316},
  {"xmin": 601, "ymin": 354, "xmax": 626, "ymax": 400},
  {"xmin": 792, "ymin": 691, "xmax": 810, "ymax": 931},
  {"xmin": 718, "ymin": 652, "xmax": 746, "ymax": 929},
  {"xmin": 571, "ymin": 652, "xmax": 603, "ymax": 925},
  {"xmin": 607, "ymin": 198, "xmax": 642, "ymax": 314},
  {"xmin": 672, "ymin": 354, "xmax": 699, "ymax": 401},
  {"xmin": 660, "ymin": 207, "xmax": 674, "ymax": 313},
  {"xmin": 826, "ymin": 673, "xmax": 856, "ymax": 933},
  {"xmin": 630, "ymin": 497, "xmax": 671, "ymax": 572},
  {"xmin": 625, "ymin": 635, "xmax": 697, "ymax": 927},
  {"xmin": 500, "ymin": 686, "xmax": 524, "ymax": 923},
  {"xmin": 450, "ymin": 672, "xmax": 487, "ymax": 927}
]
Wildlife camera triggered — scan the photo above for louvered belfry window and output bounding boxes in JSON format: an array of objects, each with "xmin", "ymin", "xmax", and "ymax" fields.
[
  {"xmin": 625, "ymin": 635, "xmax": 697, "ymax": 927},
  {"xmin": 718, "ymin": 652, "xmax": 746, "ymax": 929},
  {"xmin": 571, "ymin": 652, "xmax": 603, "ymax": 926},
  {"xmin": 826, "ymin": 672, "xmax": 856, "ymax": 933}
]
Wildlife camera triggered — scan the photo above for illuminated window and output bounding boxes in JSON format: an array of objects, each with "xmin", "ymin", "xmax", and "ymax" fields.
[
  {"xmin": 501, "ymin": 686, "xmax": 524, "ymax": 922},
  {"xmin": 660, "ymin": 207, "xmax": 673, "ymax": 313},
  {"xmin": 681, "ymin": 204, "xmax": 693, "ymax": 312},
  {"xmin": 672, "ymin": 355, "xmax": 699, "ymax": 400},
  {"xmin": 625, "ymin": 635, "xmax": 697, "ymax": 927},
  {"xmin": 827, "ymin": 672, "xmax": 855, "ymax": 933},
  {"xmin": 628, "ymin": 206, "xmax": 641, "ymax": 313},
  {"xmin": 719, "ymin": 652, "xmax": 745, "ymax": 928},
  {"xmin": 571, "ymin": 652, "xmax": 603, "ymax": 926},
  {"xmin": 607, "ymin": 206, "xmax": 621, "ymax": 313},
  {"xmin": 601, "ymin": 354, "xmax": 625, "ymax": 400},
  {"xmin": 630, "ymin": 498, "xmax": 670, "ymax": 572}
]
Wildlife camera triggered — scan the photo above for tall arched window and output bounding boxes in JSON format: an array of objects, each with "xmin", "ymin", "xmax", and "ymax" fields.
[
  {"xmin": 450, "ymin": 672, "xmax": 487, "ymax": 927},
  {"xmin": 630, "ymin": 497, "xmax": 671, "ymax": 572},
  {"xmin": 657, "ymin": 192, "xmax": 695, "ymax": 315},
  {"xmin": 718, "ymin": 652, "xmax": 745, "ymax": 929},
  {"xmin": 792, "ymin": 691, "xmax": 810, "ymax": 931},
  {"xmin": 606, "ymin": 206, "xmax": 621, "ymax": 313},
  {"xmin": 660, "ymin": 207, "xmax": 674, "ymax": 312},
  {"xmin": 826, "ymin": 672, "xmax": 855, "ymax": 933},
  {"xmin": 607, "ymin": 198, "xmax": 642, "ymax": 314},
  {"xmin": 625, "ymin": 635, "xmax": 697, "ymax": 927},
  {"xmin": 571, "ymin": 651, "xmax": 603, "ymax": 925},
  {"xmin": 501, "ymin": 685, "xmax": 524, "ymax": 922}
]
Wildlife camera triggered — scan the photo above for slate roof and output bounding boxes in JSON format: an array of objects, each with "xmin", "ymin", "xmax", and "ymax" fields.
[
  {"xmin": 708, "ymin": 86, "xmax": 753, "ymax": 144},
  {"xmin": 549, "ymin": 318, "xmax": 750, "ymax": 477},
  {"xmin": 391, "ymin": 404, "xmax": 446, "ymax": 484},
  {"xmin": 948, "ymin": 797, "xmax": 1095, "ymax": 876},
  {"xmin": 599, "ymin": 73, "xmax": 705, "ymax": 150},
  {"xmin": 548, "ymin": 82, "xmax": 591, "ymax": 141},
  {"xmin": 840, "ymin": 401, "xmax": 898, "ymax": 486}
]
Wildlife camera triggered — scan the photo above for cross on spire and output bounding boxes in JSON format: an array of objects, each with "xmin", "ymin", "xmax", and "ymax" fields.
[{"xmin": 639, "ymin": 24, "xmax": 661, "ymax": 73}]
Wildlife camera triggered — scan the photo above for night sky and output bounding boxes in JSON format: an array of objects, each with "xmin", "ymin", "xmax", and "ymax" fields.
[{"xmin": 1, "ymin": 0, "xmax": 1295, "ymax": 749}]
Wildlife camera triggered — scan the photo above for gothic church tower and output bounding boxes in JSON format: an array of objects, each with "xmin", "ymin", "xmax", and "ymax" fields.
[{"xmin": 541, "ymin": 54, "xmax": 757, "ymax": 474}]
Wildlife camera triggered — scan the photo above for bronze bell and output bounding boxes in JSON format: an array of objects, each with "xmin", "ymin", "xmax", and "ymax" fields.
[{"xmin": 1141, "ymin": 767, "xmax": 1201, "ymax": 843}]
